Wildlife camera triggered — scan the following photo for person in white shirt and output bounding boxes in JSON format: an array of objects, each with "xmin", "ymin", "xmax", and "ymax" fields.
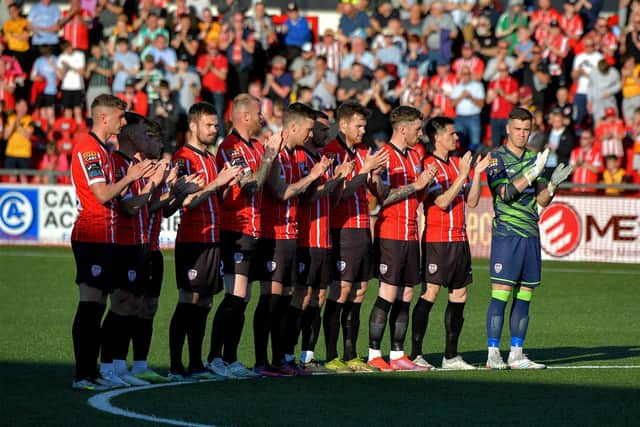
[
  {"xmin": 571, "ymin": 36, "xmax": 603, "ymax": 127},
  {"xmin": 57, "ymin": 40, "xmax": 86, "ymax": 125},
  {"xmin": 451, "ymin": 66, "xmax": 485, "ymax": 151}
]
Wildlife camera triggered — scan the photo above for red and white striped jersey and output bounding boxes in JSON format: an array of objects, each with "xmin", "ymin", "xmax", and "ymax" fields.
[
  {"xmin": 112, "ymin": 151, "xmax": 148, "ymax": 245},
  {"xmin": 452, "ymin": 56, "xmax": 485, "ymax": 79},
  {"xmin": 559, "ymin": 14, "xmax": 583, "ymax": 50},
  {"xmin": 570, "ymin": 146, "xmax": 603, "ymax": 193},
  {"xmin": 315, "ymin": 40, "xmax": 342, "ymax": 75},
  {"xmin": 297, "ymin": 147, "xmax": 331, "ymax": 249},
  {"xmin": 261, "ymin": 147, "xmax": 304, "ymax": 240},
  {"xmin": 323, "ymin": 136, "xmax": 370, "ymax": 230},
  {"xmin": 173, "ymin": 144, "xmax": 221, "ymax": 243},
  {"xmin": 216, "ymin": 131, "xmax": 265, "ymax": 237},
  {"xmin": 62, "ymin": 9, "xmax": 90, "ymax": 51},
  {"xmin": 423, "ymin": 154, "xmax": 469, "ymax": 243},
  {"xmin": 543, "ymin": 34, "xmax": 570, "ymax": 77},
  {"xmin": 532, "ymin": 8, "xmax": 561, "ymax": 43},
  {"xmin": 70, "ymin": 132, "xmax": 117, "ymax": 243},
  {"xmin": 375, "ymin": 143, "xmax": 422, "ymax": 241}
]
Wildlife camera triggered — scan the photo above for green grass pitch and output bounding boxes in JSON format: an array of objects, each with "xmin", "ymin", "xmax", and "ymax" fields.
[{"xmin": 1, "ymin": 246, "xmax": 639, "ymax": 426}]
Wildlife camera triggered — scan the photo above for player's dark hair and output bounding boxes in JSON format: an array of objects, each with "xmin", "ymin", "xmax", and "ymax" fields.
[
  {"xmin": 188, "ymin": 102, "xmax": 217, "ymax": 125},
  {"xmin": 509, "ymin": 107, "xmax": 533, "ymax": 123},
  {"xmin": 336, "ymin": 100, "xmax": 369, "ymax": 123},
  {"xmin": 283, "ymin": 102, "xmax": 316, "ymax": 127},
  {"xmin": 422, "ymin": 116, "xmax": 454, "ymax": 148},
  {"xmin": 390, "ymin": 106, "xmax": 422, "ymax": 129},
  {"xmin": 91, "ymin": 94, "xmax": 127, "ymax": 114}
]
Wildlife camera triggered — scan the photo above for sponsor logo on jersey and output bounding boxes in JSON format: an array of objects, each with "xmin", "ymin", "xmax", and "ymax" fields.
[{"xmin": 83, "ymin": 152, "xmax": 98, "ymax": 162}]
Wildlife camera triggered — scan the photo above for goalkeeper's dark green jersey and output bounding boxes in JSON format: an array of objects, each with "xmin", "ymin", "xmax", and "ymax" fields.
[{"xmin": 486, "ymin": 146, "xmax": 548, "ymax": 238}]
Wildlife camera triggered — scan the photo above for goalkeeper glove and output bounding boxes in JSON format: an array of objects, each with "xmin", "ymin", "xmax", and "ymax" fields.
[
  {"xmin": 547, "ymin": 163, "xmax": 573, "ymax": 196},
  {"xmin": 523, "ymin": 148, "xmax": 549, "ymax": 186}
]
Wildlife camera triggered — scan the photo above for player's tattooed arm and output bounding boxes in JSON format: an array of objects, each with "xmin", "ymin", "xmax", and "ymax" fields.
[
  {"xmin": 382, "ymin": 165, "xmax": 437, "ymax": 207},
  {"xmin": 240, "ymin": 132, "xmax": 282, "ymax": 194},
  {"xmin": 183, "ymin": 165, "xmax": 242, "ymax": 209},
  {"xmin": 269, "ymin": 156, "xmax": 332, "ymax": 200},
  {"xmin": 339, "ymin": 149, "xmax": 389, "ymax": 202}
]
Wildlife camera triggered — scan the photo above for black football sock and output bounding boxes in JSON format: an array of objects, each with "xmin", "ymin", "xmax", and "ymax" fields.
[
  {"xmin": 368, "ymin": 297, "xmax": 392, "ymax": 351},
  {"xmin": 283, "ymin": 305, "xmax": 303, "ymax": 357},
  {"xmin": 272, "ymin": 294, "xmax": 291, "ymax": 364},
  {"xmin": 132, "ymin": 316, "xmax": 153, "ymax": 362},
  {"xmin": 342, "ymin": 301, "xmax": 361, "ymax": 361},
  {"xmin": 224, "ymin": 296, "xmax": 247, "ymax": 364},
  {"xmin": 169, "ymin": 302, "xmax": 190, "ymax": 374},
  {"xmin": 187, "ymin": 305, "xmax": 210, "ymax": 373},
  {"xmin": 301, "ymin": 305, "xmax": 321, "ymax": 352},
  {"xmin": 444, "ymin": 301, "xmax": 465, "ymax": 359},
  {"xmin": 209, "ymin": 294, "xmax": 232, "ymax": 362},
  {"xmin": 323, "ymin": 299, "xmax": 342, "ymax": 361},
  {"xmin": 72, "ymin": 301, "xmax": 105, "ymax": 380},
  {"xmin": 253, "ymin": 294, "xmax": 277, "ymax": 367},
  {"xmin": 410, "ymin": 298, "xmax": 434, "ymax": 360},
  {"xmin": 390, "ymin": 301, "xmax": 410, "ymax": 352}
]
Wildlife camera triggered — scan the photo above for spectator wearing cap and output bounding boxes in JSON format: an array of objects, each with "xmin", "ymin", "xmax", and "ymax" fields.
[
  {"xmin": 570, "ymin": 128, "xmax": 603, "ymax": 193},
  {"xmin": 374, "ymin": 27, "xmax": 402, "ymax": 68},
  {"xmin": 621, "ymin": 55, "xmax": 640, "ymax": 124},
  {"xmin": 517, "ymin": 85, "xmax": 535, "ymax": 111},
  {"xmin": 96, "ymin": 0, "xmax": 125, "ymax": 38},
  {"xmin": 559, "ymin": 0, "xmax": 584, "ymax": 52},
  {"xmin": 196, "ymin": 42, "xmax": 226, "ymax": 134},
  {"xmin": 544, "ymin": 107, "xmax": 576, "ymax": 178},
  {"xmin": 315, "ymin": 28, "xmax": 342, "ymax": 75},
  {"xmin": 341, "ymin": 30, "xmax": 375, "ymax": 79},
  {"xmin": 136, "ymin": 54, "xmax": 164, "ymax": 102},
  {"xmin": 541, "ymin": 19, "xmax": 570, "ymax": 84},
  {"xmin": 219, "ymin": 11, "xmax": 255, "ymax": 95},
  {"xmin": 282, "ymin": 2, "xmax": 312, "ymax": 60},
  {"xmin": 370, "ymin": 1, "xmax": 400, "ymax": 35},
  {"xmin": 495, "ymin": 0, "xmax": 528, "ymax": 53},
  {"xmin": 421, "ymin": 2, "xmax": 458, "ymax": 66},
  {"xmin": 571, "ymin": 36, "xmax": 602, "ymax": 127},
  {"xmin": 290, "ymin": 42, "xmax": 316, "ymax": 80},
  {"xmin": 451, "ymin": 65, "xmax": 484, "ymax": 151},
  {"xmin": 297, "ymin": 55, "xmax": 338, "ymax": 110},
  {"xmin": 112, "ymin": 37, "xmax": 140, "ymax": 94},
  {"xmin": 2, "ymin": 3, "xmax": 30, "ymax": 76},
  {"xmin": 483, "ymin": 40, "xmax": 516, "ymax": 82},
  {"xmin": 170, "ymin": 53, "xmax": 201, "ymax": 117},
  {"xmin": 337, "ymin": 61, "xmax": 370, "ymax": 104},
  {"xmin": 26, "ymin": 0, "xmax": 61, "ymax": 50},
  {"xmin": 141, "ymin": 33, "xmax": 178, "ymax": 76},
  {"xmin": 588, "ymin": 59, "xmax": 621, "ymax": 124},
  {"xmin": 263, "ymin": 55, "xmax": 293, "ymax": 106},
  {"xmin": 170, "ymin": 13, "xmax": 199, "ymax": 66},
  {"xmin": 338, "ymin": 0, "xmax": 371, "ymax": 42},
  {"xmin": 84, "ymin": 43, "xmax": 113, "ymax": 115},
  {"xmin": 530, "ymin": 0, "xmax": 561, "ymax": 45},
  {"xmin": 57, "ymin": 40, "xmax": 86, "ymax": 126},
  {"xmin": 453, "ymin": 42, "xmax": 485, "ymax": 81},
  {"xmin": 117, "ymin": 78, "xmax": 148, "ymax": 116},
  {"xmin": 429, "ymin": 57, "xmax": 457, "ymax": 118},
  {"xmin": 133, "ymin": 10, "xmax": 169, "ymax": 53},
  {"xmin": 595, "ymin": 107, "xmax": 625, "ymax": 159},
  {"xmin": 402, "ymin": 4, "xmax": 424, "ymax": 37},
  {"xmin": 486, "ymin": 62, "xmax": 519, "ymax": 147},
  {"xmin": 246, "ymin": 2, "xmax": 276, "ymax": 51},
  {"xmin": 149, "ymin": 80, "xmax": 180, "ymax": 156}
]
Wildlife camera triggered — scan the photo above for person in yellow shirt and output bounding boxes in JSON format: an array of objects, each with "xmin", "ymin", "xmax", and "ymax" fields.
[
  {"xmin": 621, "ymin": 55, "xmax": 640, "ymax": 125},
  {"xmin": 3, "ymin": 98, "xmax": 33, "ymax": 183},
  {"xmin": 2, "ymin": 3, "xmax": 30, "ymax": 73},
  {"xmin": 602, "ymin": 155, "xmax": 626, "ymax": 196}
]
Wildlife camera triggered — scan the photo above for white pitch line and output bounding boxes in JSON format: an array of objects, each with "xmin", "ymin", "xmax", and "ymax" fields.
[
  {"xmin": 547, "ymin": 365, "xmax": 640, "ymax": 369},
  {"xmin": 87, "ymin": 382, "xmax": 219, "ymax": 427}
]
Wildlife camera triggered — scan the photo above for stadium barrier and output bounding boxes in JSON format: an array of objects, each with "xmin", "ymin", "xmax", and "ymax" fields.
[{"xmin": 1, "ymin": 181, "xmax": 639, "ymax": 263}]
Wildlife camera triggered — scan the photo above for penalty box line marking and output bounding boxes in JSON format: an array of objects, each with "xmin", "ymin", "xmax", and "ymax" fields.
[{"xmin": 88, "ymin": 366, "xmax": 640, "ymax": 425}]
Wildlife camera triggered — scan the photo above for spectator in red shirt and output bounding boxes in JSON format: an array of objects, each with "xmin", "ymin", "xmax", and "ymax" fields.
[
  {"xmin": 559, "ymin": 0, "xmax": 583, "ymax": 52},
  {"xmin": 60, "ymin": 0, "xmax": 90, "ymax": 52},
  {"xmin": 570, "ymin": 129, "xmax": 603, "ymax": 193},
  {"xmin": 595, "ymin": 107, "xmax": 626, "ymax": 159},
  {"xmin": 486, "ymin": 63, "xmax": 519, "ymax": 147},
  {"xmin": 197, "ymin": 41, "xmax": 228, "ymax": 137},
  {"xmin": 452, "ymin": 42, "xmax": 485, "ymax": 81},
  {"xmin": 117, "ymin": 78, "xmax": 149, "ymax": 116}
]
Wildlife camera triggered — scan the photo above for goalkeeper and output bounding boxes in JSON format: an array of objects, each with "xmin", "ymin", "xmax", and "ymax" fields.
[{"xmin": 484, "ymin": 107, "xmax": 572, "ymax": 370}]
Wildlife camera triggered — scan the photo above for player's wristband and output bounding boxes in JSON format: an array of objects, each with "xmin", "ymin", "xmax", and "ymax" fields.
[
  {"xmin": 523, "ymin": 167, "xmax": 539, "ymax": 186},
  {"xmin": 547, "ymin": 182, "xmax": 556, "ymax": 196}
]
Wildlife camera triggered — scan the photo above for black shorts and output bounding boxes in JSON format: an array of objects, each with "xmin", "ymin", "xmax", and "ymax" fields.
[
  {"xmin": 38, "ymin": 93, "xmax": 56, "ymax": 107},
  {"xmin": 422, "ymin": 241, "xmax": 472, "ymax": 289},
  {"xmin": 175, "ymin": 242, "xmax": 223, "ymax": 296},
  {"xmin": 72, "ymin": 241, "xmax": 116, "ymax": 292},
  {"xmin": 4, "ymin": 156, "xmax": 31, "ymax": 169},
  {"xmin": 254, "ymin": 238, "xmax": 297, "ymax": 287},
  {"xmin": 220, "ymin": 230, "xmax": 259, "ymax": 278},
  {"xmin": 61, "ymin": 90, "xmax": 84, "ymax": 108},
  {"xmin": 296, "ymin": 247, "xmax": 331, "ymax": 290},
  {"xmin": 114, "ymin": 244, "xmax": 151, "ymax": 294},
  {"xmin": 145, "ymin": 250, "xmax": 164, "ymax": 298},
  {"xmin": 331, "ymin": 228, "xmax": 372, "ymax": 284},
  {"xmin": 373, "ymin": 238, "xmax": 421, "ymax": 287}
]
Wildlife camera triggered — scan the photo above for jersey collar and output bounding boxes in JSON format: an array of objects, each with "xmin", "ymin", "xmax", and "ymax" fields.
[
  {"xmin": 184, "ymin": 143, "xmax": 210, "ymax": 157},
  {"xmin": 337, "ymin": 134, "xmax": 356, "ymax": 156},
  {"xmin": 301, "ymin": 145, "xmax": 320, "ymax": 161},
  {"xmin": 114, "ymin": 150, "xmax": 135, "ymax": 163},
  {"xmin": 231, "ymin": 129, "xmax": 255, "ymax": 148},
  {"xmin": 386, "ymin": 141, "xmax": 408, "ymax": 157},
  {"xmin": 89, "ymin": 131, "xmax": 111, "ymax": 153}
]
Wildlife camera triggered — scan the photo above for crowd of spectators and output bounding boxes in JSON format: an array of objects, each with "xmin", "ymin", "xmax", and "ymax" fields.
[{"xmin": 0, "ymin": 0, "xmax": 639, "ymax": 194}]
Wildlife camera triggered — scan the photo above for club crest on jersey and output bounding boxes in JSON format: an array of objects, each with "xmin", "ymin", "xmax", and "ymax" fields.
[
  {"xmin": 267, "ymin": 261, "xmax": 277, "ymax": 272},
  {"xmin": 128, "ymin": 270, "xmax": 137, "ymax": 282},
  {"xmin": 379, "ymin": 264, "xmax": 388, "ymax": 275},
  {"xmin": 494, "ymin": 263, "xmax": 503, "ymax": 274},
  {"xmin": 337, "ymin": 260, "xmax": 347, "ymax": 272},
  {"xmin": 83, "ymin": 151, "xmax": 98, "ymax": 162},
  {"xmin": 234, "ymin": 252, "xmax": 244, "ymax": 264},
  {"xmin": 298, "ymin": 262, "xmax": 306, "ymax": 273},
  {"xmin": 428, "ymin": 263, "xmax": 438, "ymax": 274},
  {"xmin": 91, "ymin": 264, "xmax": 102, "ymax": 277},
  {"xmin": 188, "ymin": 269, "xmax": 198, "ymax": 281}
]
